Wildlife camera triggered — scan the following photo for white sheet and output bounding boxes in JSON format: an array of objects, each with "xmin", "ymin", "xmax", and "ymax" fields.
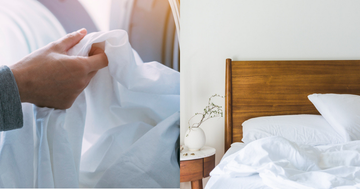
[
  {"xmin": 206, "ymin": 175, "xmax": 269, "ymax": 189},
  {"xmin": 0, "ymin": 0, "xmax": 180, "ymax": 188},
  {"xmin": 206, "ymin": 142, "xmax": 270, "ymax": 189},
  {"xmin": 210, "ymin": 136, "xmax": 360, "ymax": 189},
  {"xmin": 221, "ymin": 142, "xmax": 247, "ymax": 160}
]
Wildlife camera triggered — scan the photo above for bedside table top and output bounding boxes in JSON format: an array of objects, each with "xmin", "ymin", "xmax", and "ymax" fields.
[{"xmin": 180, "ymin": 146, "xmax": 216, "ymax": 161}]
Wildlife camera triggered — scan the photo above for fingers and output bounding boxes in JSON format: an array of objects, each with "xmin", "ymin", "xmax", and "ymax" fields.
[
  {"xmin": 86, "ymin": 52, "xmax": 109, "ymax": 71},
  {"xmin": 56, "ymin": 28, "xmax": 87, "ymax": 52},
  {"xmin": 88, "ymin": 44, "xmax": 105, "ymax": 57},
  {"xmin": 89, "ymin": 42, "xmax": 105, "ymax": 56},
  {"xmin": 57, "ymin": 33, "xmax": 108, "ymax": 74},
  {"xmin": 87, "ymin": 70, "xmax": 98, "ymax": 79}
]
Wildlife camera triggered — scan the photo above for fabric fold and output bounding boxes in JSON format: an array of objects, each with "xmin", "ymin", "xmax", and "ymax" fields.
[{"xmin": 211, "ymin": 136, "xmax": 360, "ymax": 189}]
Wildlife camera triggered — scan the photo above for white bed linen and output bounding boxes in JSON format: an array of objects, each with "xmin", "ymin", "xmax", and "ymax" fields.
[
  {"xmin": 209, "ymin": 136, "xmax": 360, "ymax": 189},
  {"xmin": 206, "ymin": 175, "xmax": 269, "ymax": 189},
  {"xmin": 221, "ymin": 142, "xmax": 247, "ymax": 160},
  {"xmin": 308, "ymin": 93, "xmax": 360, "ymax": 141},
  {"xmin": 205, "ymin": 142, "xmax": 270, "ymax": 189},
  {"xmin": 242, "ymin": 114, "xmax": 346, "ymax": 146}
]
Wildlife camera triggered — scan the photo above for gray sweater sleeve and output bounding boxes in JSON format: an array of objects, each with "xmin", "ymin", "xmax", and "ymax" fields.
[{"xmin": 0, "ymin": 66, "xmax": 23, "ymax": 131}]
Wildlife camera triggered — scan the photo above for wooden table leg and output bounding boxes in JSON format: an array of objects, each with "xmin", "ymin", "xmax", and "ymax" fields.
[{"xmin": 191, "ymin": 179, "xmax": 203, "ymax": 189}]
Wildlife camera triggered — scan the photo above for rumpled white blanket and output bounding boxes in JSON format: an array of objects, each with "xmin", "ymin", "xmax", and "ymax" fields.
[
  {"xmin": 0, "ymin": 0, "xmax": 180, "ymax": 188},
  {"xmin": 211, "ymin": 136, "xmax": 360, "ymax": 189}
]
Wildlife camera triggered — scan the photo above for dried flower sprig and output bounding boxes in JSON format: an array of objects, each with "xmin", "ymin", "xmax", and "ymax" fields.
[{"xmin": 187, "ymin": 94, "xmax": 224, "ymax": 133}]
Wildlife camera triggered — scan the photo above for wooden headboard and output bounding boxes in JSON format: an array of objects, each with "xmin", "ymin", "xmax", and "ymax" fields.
[{"xmin": 225, "ymin": 59, "xmax": 360, "ymax": 151}]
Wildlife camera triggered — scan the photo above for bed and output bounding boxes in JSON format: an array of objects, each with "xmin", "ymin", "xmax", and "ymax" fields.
[{"xmin": 206, "ymin": 59, "xmax": 360, "ymax": 189}]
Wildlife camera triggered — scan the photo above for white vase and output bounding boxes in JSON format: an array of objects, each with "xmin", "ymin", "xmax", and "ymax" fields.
[{"xmin": 184, "ymin": 127, "xmax": 206, "ymax": 151}]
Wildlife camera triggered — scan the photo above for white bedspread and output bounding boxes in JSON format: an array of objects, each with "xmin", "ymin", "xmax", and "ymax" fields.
[
  {"xmin": 206, "ymin": 142, "xmax": 269, "ymax": 189},
  {"xmin": 210, "ymin": 136, "xmax": 360, "ymax": 189},
  {"xmin": 0, "ymin": 0, "xmax": 180, "ymax": 188}
]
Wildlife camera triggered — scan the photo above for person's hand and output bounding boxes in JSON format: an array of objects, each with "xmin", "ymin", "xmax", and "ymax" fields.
[{"xmin": 10, "ymin": 28, "xmax": 108, "ymax": 109}]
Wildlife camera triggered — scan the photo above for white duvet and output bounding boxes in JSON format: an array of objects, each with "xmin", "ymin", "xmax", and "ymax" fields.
[{"xmin": 210, "ymin": 136, "xmax": 360, "ymax": 189}]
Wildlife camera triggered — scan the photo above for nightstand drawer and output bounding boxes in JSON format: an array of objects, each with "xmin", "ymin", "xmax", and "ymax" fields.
[{"xmin": 180, "ymin": 158, "xmax": 203, "ymax": 182}]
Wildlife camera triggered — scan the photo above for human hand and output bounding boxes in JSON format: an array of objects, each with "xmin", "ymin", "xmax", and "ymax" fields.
[{"xmin": 10, "ymin": 28, "xmax": 108, "ymax": 109}]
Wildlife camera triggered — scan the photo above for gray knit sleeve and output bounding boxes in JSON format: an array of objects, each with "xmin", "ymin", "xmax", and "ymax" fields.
[{"xmin": 0, "ymin": 66, "xmax": 23, "ymax": 131}]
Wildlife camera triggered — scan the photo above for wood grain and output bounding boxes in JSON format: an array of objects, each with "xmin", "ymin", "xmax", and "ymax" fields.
[
  {"xmin": 180, "ymin": 159, "xmax": 203, "ymax": 182},
  {"xmin": 203, "ymin": 155, "xmax": 215, "ymax": 177},
  {"xmin": 191, "ymin": 180, "xmax": 203, "ymax": 189},
  {"xmin": 225, "ymin": 60, "xmax": 360, "ymax": 151},
  {"xmin": 225, "ymin": 58, "xmax": 233, "ymax": 151}
]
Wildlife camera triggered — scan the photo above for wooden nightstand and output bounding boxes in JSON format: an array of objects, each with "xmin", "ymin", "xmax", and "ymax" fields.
[{"xmin": 180, "ymin": 146, "xmax": 216, "ymax": 189}]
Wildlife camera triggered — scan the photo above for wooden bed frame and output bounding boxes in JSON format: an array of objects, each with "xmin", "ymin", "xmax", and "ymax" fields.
[{"xmin": 225, "ymin": 59, "xmax": 360, "ymax": 151}]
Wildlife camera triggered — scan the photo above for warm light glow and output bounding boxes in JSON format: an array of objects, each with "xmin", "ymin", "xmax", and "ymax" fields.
[{"xmin": 78, "ymin": 0, "xmax": 112, "ymax": 31}]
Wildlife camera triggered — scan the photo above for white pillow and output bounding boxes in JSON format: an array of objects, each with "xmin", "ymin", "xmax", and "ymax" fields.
[
  {"xmin": 308, "ymin": 93, "xmax": 360, "ymax": 141},
  {"xmin": 242, "ymin": 114, "xmax": 346, "ymax": 146}
]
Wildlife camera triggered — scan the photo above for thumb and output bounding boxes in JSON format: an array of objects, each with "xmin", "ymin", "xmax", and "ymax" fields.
[{"xmin": 57, "ymin": 28, "xmax": 87, "ymax": 52}]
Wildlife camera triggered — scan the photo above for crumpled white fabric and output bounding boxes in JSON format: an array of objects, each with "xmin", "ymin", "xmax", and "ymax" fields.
[
  {"xmin": 74, "ymin": 31, "xmax": 180, "ymax": 188},
  {"xmin": 0, "ymin": 0, "xmax": 180, "ymax": 188},
  {"xmin": 211, "ymin": 136, "xmax": 360, "ymax": 189}
]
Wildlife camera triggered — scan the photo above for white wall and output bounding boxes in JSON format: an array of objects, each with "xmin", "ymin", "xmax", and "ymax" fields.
[{"xmin": 180, "ymin": 0, "xmax": 360, "ymax": 188}]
